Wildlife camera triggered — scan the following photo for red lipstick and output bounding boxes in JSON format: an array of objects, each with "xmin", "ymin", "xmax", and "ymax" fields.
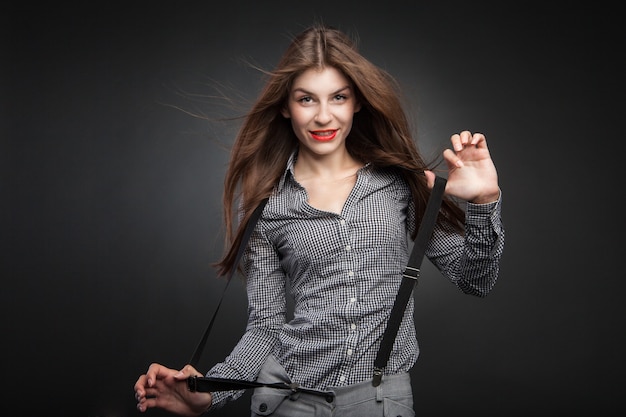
[{"xmin": 310, "ymin": 129, "xmax": 337, "ymax": 141}]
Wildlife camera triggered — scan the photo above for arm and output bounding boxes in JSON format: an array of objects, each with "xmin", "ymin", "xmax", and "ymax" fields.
[
  {"xmin": 424, "ymin": 131, "xmax": 505, "ymax": 296},
  {"xmin": 205, "ymin": 220, "xmax": 287, "ymax": 410}
]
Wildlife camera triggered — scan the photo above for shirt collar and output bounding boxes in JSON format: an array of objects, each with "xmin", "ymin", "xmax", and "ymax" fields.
[{"xmin": 276, "ymin": 149, "xmax": 298, "ymax": 193}]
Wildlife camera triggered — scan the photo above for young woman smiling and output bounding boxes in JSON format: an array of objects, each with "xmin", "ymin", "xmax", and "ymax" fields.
[{"xmin": 134, "ymin": 24, "xmax": 504, "ymax": 417}]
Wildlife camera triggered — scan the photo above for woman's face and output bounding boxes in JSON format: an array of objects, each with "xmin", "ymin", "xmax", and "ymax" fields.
[{"xmin": 282, "ymin": 66, "xmax": 360, "ymax": 157}]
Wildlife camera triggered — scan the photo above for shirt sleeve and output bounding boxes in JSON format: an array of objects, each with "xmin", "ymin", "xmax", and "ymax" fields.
[
  {"xmin": 205, "ymin": 219, "xmax": 287, "ymax": 410},
  {"xmin": 426, "ymin": 190, "xmax": 505, "ymax": 297}
]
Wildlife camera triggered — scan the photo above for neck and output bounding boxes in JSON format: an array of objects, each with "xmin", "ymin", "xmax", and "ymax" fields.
[{"xmin": 295, "ymin": 148, "xmax": 362, "ymax": 181}]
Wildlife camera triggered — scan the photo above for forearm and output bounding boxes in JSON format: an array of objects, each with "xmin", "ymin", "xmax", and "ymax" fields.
[{"xmin": 428, "ymin": 193, "xmax": 505, "ymax": 296}]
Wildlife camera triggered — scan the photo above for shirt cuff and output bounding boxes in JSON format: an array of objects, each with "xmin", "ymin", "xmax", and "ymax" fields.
[{"xmin": 465, "ymin": 188, "xmax": 502, "ymax": 226}]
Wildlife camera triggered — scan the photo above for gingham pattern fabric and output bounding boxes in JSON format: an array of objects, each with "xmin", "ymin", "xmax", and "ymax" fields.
[{"xmin": 207, "ymin": 152, "xmax": 504, "ymax": 409}]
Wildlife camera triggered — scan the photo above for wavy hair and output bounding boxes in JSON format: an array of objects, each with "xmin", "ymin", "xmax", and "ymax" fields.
[{"xmin": 215, "ymin": 24, "xmax": 464, "ymax": 276}]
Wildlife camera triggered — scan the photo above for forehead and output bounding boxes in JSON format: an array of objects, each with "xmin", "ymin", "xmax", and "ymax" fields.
[{"xmin": 291, "ymin": 67, "xmax": 351, "ymax": 93}]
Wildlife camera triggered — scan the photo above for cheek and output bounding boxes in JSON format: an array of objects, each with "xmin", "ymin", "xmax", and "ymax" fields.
[
  {"xmin": 288, "ymin": 108, "xmax": 310, "ymax": 128},
  {"xmin": 338, "ymin": 108, "xmax": 356, "ymax": 125},
  {"xmin": 288, "ymin": 118, "xmax": 307, "ymax": 142}
]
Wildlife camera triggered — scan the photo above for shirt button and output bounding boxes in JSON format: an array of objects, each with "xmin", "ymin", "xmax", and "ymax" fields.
[
  {"xmin": 340, "ymin": 376, "xmax": 346, "ymax": 382},
  {"xmin": 340, "ymin": 219, "xmax": 346, "ymax": 225},
  {"xmin": 348, "ymin": 270, "xmax": 354, "ymax": 277},
  {"xmin": 347, "ymin": 349, "xmax": 353, "ymax": 355},
  {"xmin": 350, "ymin": 297, "xmax": 356, "ymax": 303},
  {"xmin": 345, "ymin": 245, "xmax": 351, "ymax": 251},
  {"xmin": 350, "ymin": 323, "xmax": 356, "ymax": 330}
]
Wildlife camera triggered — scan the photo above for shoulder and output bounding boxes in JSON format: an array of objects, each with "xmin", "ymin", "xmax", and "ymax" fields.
[{"xmin": 367, "ymin": 165, "xmax": 410, "ymax": 190}]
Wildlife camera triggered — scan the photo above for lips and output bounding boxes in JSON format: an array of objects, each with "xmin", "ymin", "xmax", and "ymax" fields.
[{"xmin": 310, "ymin": 129, "xmax": 337, "ymax": 142}]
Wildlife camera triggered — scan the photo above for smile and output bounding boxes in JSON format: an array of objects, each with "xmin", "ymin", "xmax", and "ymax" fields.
[{"xmin": 310, "ymin": 130, "xmax": 338, "ymax": 141}]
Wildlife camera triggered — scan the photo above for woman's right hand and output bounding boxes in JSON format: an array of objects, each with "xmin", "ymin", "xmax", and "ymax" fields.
[{"xmin": 134, "ymin": 363, "xmax": 212, "ymax": 416}]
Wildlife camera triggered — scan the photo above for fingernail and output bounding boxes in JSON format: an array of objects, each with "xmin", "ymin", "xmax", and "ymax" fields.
[{"xmin": 456, "ymin": 160, "xmax": 464, "ymax": 168}]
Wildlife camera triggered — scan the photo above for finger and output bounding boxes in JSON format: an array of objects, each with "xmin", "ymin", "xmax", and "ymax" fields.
[
  {"xmin": 459, "ymin": 130, "xmax": 472, "ymax": 146},
  {"xmin": 137, "ymin": 395, "xmax": 157, "ymax": 413},
  {"xmin": 144, "ymin": 386, "xmax": 159, "ymax": 399},
  {"xmin": 450, "ymin": 133, "xmax": 462, "ymax": 152},
  {"xmin": 471, "ymin": 132, "xmax": 486, "ymax": 146},
  {"xmin": 173, "ymin": 364, "xmax": 202, "ymax": 380},
  {"xmin": 182, "ymin": 364, "xmax": 202, "ymax": 376},
  {"xmin": 136, "ymin": 390, "xmax": 152, "ymax": 413},
  {"xmin": 145, "ymin": 362, "xmax": 166, "ymax": 387},
  {"xmin": 137, "ymin": 399, "xmax": 146, "ymax": 413},
  {"xmin": 423, "ymin": 170, "xmax": 436, "ymax": 189},
  {"xmin": 134, "ymin": 374, "xmax": 148, "ymax": 396},
  {"xmin": 443, "ymin": 148, "xmax": 464, "ymax": 168}
]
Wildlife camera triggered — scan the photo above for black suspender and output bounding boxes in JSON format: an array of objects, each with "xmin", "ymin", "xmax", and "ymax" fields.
[
  {"xmin": 189, "ymin": 197, "xmax": 269, "ymax": 368},
  {"xmin": 187, "ymin": 175, "xmax": 446, "ymax": 393},
  {"xmin": 372, "ymin": 175, "xmax": 446, "ymax": 386}
]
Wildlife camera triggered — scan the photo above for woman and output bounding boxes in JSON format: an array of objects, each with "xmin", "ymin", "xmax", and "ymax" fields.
[{"xmin": 134, "ymin": 24, "xmax": 504, "ymax": 416}]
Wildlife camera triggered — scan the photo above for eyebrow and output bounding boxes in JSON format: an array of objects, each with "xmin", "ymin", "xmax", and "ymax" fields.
[{"xmin": 291, "ymin": 85, "xmax": 352, "ymax": 96}]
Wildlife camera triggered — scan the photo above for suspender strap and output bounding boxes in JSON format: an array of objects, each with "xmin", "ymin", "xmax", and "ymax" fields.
[
  {"xmin": 372, "ymin": 175, "xmax": 447, "ymax": 386},
  {"xmin": 187, "ymin": 375, "xmax": 335, "ymax": 402},
  {"xmin": 188, "ymin": 198, "xmax": 269, "ymax": 368}
]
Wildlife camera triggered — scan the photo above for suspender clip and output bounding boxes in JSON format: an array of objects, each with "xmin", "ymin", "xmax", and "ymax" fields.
[{"xmin": 372, "ymin": 367, "xmax": 383, "ymax": 387}]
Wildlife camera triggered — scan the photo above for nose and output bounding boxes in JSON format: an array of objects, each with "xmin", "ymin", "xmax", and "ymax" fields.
[{"xmin": 315, "ymin": 103, "xmax": 332, "ymax": 124}]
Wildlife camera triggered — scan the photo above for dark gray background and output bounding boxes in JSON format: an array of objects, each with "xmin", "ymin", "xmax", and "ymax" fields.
[{"xmin": 3, "ymin": 1, "xmax": 623, "ymax": 416}]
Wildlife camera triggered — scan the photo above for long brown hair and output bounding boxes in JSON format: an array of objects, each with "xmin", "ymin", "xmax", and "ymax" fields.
[{"xmin": 215, "ymin": 24, "xmax": 464, "ymax": 277}]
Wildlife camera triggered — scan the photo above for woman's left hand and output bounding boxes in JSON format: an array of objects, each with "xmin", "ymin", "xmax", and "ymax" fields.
[{"xmin": 425, "ymin": 130, "xmax": 500, "ymax": 204}]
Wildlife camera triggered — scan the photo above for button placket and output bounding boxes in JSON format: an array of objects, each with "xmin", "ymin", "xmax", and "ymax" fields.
[{"xmin": 337, "ymin": 212, "xmax": 359, "ymax": 387}]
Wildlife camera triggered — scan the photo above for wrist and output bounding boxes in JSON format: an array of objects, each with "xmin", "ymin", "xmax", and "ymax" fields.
[{"xmin": 470, "ymin": 188, "xmax": 500, "ymax": 204}]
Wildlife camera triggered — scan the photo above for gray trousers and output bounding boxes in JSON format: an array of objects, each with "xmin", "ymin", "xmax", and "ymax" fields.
[{"xmin": 250, "ymin": 356, "xmax": 415, "ymax": 417}]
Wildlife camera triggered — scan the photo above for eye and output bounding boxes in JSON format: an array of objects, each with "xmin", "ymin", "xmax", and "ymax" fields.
[
  {"xmin": 297, "ymin": 96, "xmax": 313, "ymax": 104},
  {"xmin": 333, "ymin": 94, "xmax": 348, "ymax": 102}
]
